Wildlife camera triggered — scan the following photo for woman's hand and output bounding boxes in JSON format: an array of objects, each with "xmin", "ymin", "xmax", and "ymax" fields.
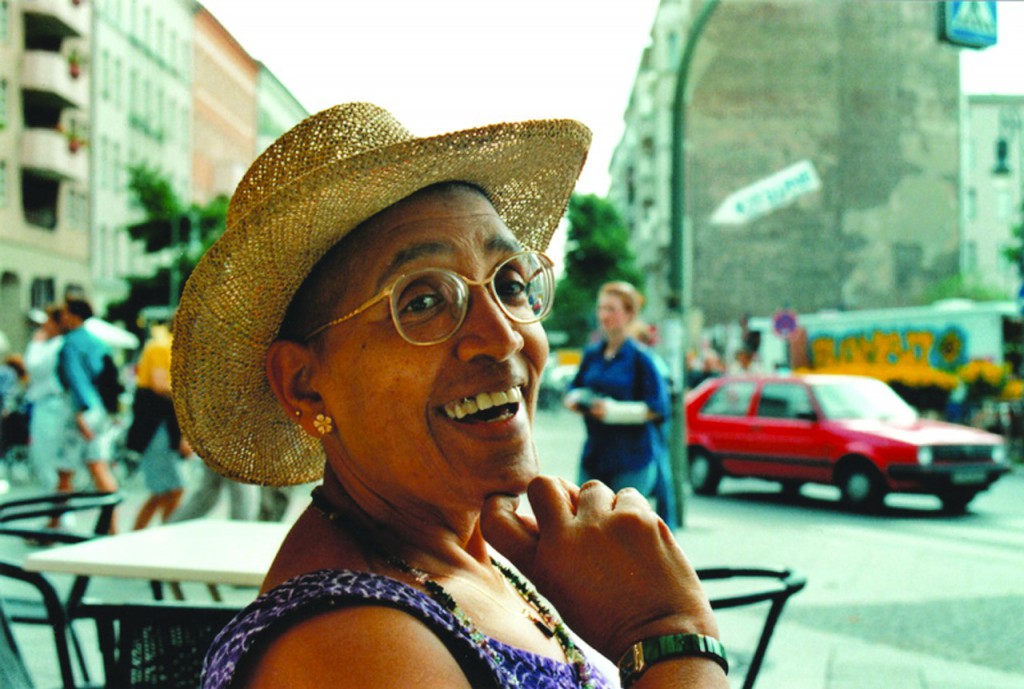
[{"xmin": 481, "ymin": 476, "xmax": 718, "ymax": 662}]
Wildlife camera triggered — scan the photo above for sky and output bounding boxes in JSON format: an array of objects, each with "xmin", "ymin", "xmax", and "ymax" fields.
[{"xmin": 201, "ymin": 0, "xmax": 1024, "ymax": 196}]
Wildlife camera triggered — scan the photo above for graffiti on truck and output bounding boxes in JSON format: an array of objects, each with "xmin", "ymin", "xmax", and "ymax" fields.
[{"xmin": 808, "ymin": 326, "xmax": 969, "ymax": 371}]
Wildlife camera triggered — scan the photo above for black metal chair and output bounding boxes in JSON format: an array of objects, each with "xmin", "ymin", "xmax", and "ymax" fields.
[
  {"xmin": 697, "ymin": 566, "xmax": 806, "ymax": 689},
  {"xmin": 0, "ymin": 491, "xmax": 123, "ymax": 689},
  {"xmin": 0, "ymin": 597, "xmax": 34, "ymax": 689},
  {"xmin": 77, "ymin": 601, "xmax": 242, "ymax": 689}
]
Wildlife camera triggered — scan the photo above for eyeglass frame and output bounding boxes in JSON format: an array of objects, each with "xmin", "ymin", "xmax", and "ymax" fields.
[{"xmin": 302, "ymin": 250, "xmax": 555, "ymax": 345}]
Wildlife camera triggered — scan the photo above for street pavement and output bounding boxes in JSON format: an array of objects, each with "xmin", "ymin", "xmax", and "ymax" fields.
[{"xmin": 2, "ymin": 406, "xmax": 1022, "ymax": 688}]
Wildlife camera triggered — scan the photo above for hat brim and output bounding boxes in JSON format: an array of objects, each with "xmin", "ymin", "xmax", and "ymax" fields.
[{"xmin": 172, "ymin": 118, "xmax": 591, "ymax": 486}]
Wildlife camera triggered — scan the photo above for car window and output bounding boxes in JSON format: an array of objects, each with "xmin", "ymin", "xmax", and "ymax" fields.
[
  {"xmin": 812, "ymin": 377, "xmax": 918, "ymax": 422},
  {"xmin": 756, "ymin": 383, "xmax": 814, "ymax": 419},
  {"xmin": 700, "ymin": 381, "xmax": 756, "ymax": 417}
]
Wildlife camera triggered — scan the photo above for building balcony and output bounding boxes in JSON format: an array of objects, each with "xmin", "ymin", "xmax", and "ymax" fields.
[
  {"xmin": 23, "ymin": 0, "xmax": 89, "ymax": 38},
  {"xmin": 21, "ymin": 51, "xmax": 88, "ymax": 109},
  {"xmin": 21, "ymin": 127, "xmax": 88, "ymax": 182}
]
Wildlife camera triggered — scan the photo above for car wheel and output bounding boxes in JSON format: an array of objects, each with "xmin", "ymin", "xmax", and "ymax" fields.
[
  {"xmin": 690, "ymin": 450, "xmax": 721, "ymax": 496},
  {"xmin": 838, "ymin": 464, "xmax": 884, "ymax": 512},
  {"xmin": 938, "ymin": 491, "xmax": 976, "ymax": 514}
]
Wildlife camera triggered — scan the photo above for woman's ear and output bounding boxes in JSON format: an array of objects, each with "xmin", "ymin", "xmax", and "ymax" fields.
[{"xmin": 266, "ymin": 340, "xmax": 321, "ymax": 433}]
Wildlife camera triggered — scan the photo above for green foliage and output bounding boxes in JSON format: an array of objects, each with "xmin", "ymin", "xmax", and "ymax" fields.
[
  {"xmin": 546, "ymin": 194, "xmax": 644, "ymax": 346},
  {"xmin": 918, "ymin": 274, "xmax": 1009, "ymax": 305},
  {"xmin": 1002, "ymin": 209, "xmax": 1024, "ymax": 279},
  {"xmin": 105, "ymin": 166, "xmax": 227, "ymax": 328},
  {"xmin": 128, "ymin": 165, "xmax": 182, "ymax": 218}
]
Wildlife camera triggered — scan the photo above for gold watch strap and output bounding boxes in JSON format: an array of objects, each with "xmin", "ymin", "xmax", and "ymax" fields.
[{"xmin": 618, "ymin": 633, "xmax": 729, "ymax": 687}]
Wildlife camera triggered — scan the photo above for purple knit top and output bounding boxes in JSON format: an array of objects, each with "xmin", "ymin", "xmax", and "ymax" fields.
[{"xmin": 202, "ymin": 569, "xmax": 615, "ymax": 688}]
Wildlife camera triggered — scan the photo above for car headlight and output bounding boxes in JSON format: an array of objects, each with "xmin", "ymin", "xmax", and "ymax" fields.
[
  {"xmin": 992, "ymin": 445, "xmax": 1007, "ymax": 464},
  {"xmin": 917, "ymin": 446, "xmax": 933, "ymax": 466}
]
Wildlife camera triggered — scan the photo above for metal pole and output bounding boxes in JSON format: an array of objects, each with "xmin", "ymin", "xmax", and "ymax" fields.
[{"xmin": 668, "ymin": 0, "xmax": 720, "ymax": 528}]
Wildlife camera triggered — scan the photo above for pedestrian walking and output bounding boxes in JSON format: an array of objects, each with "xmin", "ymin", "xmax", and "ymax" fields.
[
  {"xmin": 126, "ymin": 318, "xmax": 190, "ymax": 529},
  {"xmin": 23, "ymin": 306, "xmax": 69, "ymax": 488},
  {"xmin": 54, "ymin": 296, "xmax": 120, "ymax": 530},
  {"xmin": 565, "ymin": 281, "xmax": 676, "ymax": 528},
  {"xmin": 167, "ymin": 461, "xmax": 259, "ymax": 522}
]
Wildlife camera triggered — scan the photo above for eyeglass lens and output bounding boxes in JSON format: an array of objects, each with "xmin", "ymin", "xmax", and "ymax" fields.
[{"xmin": 391, "ymin": 252, "xmax": 553, "ymax": 344}]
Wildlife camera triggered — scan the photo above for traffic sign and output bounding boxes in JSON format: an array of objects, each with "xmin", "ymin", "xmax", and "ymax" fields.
[
  {"xmin": 711, "ymin": 160, "xmax": 821, "ymax": 226},
  {"xmin": 771, "ymin": 309, "xmax": 799, "ymax": 339},
  {"xmin": 939, "ymin": 1, "xmax": 998, "ymax": 50}
]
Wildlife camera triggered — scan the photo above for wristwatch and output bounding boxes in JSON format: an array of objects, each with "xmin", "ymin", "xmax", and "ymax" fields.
[{"xmin": 618, "ymin": 633, "xmax": 729, "ymax": 688}]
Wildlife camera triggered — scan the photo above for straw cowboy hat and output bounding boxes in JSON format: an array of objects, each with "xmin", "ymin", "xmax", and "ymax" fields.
[{"xmin": 172, "ymin": 102, "xmax": 591, "ymax": 486}]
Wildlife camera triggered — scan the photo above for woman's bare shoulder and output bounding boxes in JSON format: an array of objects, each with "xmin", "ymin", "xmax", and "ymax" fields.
[{"xmin": 237, "ymin": 605, "xmax": 474, "ymax": 689}]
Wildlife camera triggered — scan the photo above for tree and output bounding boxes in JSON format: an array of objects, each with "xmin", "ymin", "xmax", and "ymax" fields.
[
  {"xmin": 918, "ymin": 274, "xmax": 1009, "ymax": 305},
  {"xmin": 1002, "ymin": 204, "xmax": 1024, "ymax": 285},
  {"xmin": 105, "ymin": 166, "xmax": 228, "ymax": 329},
  {"xmin": 546, "ymin": 194, "xmax": 644, "ymax": 347}
]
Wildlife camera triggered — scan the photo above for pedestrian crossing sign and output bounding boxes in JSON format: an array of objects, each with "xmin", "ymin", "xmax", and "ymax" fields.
[{"xmin": 939, "ymin": 1, "xmax": 998, "ymax": 49}]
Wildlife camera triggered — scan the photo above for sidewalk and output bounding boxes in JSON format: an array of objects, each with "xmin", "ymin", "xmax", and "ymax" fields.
[{"xmin": 685, "ymin": 512, "xmax": 1024, "ymax": 689}]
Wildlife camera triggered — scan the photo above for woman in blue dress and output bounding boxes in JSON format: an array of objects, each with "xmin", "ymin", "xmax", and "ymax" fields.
[{"xmin": 565, "ymin": 282, "xmax": 676, "ymax": 529}]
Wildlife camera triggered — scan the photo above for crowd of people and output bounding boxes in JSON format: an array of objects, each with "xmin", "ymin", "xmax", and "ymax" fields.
[{"xmin": 0, "ymin": 297, "xmax": 293, "ymax": 532}]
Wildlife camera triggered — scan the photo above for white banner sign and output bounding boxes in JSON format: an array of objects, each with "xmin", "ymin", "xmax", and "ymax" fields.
[{"xmin": 711, "ymin": 159, "xmax": 822, "ymax": 225}]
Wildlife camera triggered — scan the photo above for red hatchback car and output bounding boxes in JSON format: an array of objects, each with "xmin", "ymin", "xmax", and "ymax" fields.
[{"xmin": 685, "ymin": 374, "xmax": 1010, "ymax": 512}]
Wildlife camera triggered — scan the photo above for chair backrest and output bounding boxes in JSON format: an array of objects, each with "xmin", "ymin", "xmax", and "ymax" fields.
[
  {"xmin": 83, "ymin": 602, "xmax": 241, "ymax": 689},
  {"xmin": 0, "ymin": 491, "xmax": 122, "ymax": 541},
  {"xmin": 0, "ymin": 561, "xmax": 78, "ymax": 689},
  {"xmin": 0, "ymin": 599, "xmax": 34, "ymax": 689},
  {"xmin": 0, "ymin": 491, "xmax": 125, "ymax": 689}
]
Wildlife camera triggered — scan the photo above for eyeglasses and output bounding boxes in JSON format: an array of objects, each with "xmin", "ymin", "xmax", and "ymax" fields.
[{"xmin": 303, "ymin": 250, "xmax": 555, "ymax": 345}]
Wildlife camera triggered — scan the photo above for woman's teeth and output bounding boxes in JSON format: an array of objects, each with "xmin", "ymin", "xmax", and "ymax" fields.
[{"xmin": 445, "ymin": 386, "xmax": 523, "ymax": 420}]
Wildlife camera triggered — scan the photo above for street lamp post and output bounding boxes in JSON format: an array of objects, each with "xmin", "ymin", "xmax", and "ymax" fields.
[{"xmin": 667, "ymin": 0, "xmax": 720, "ymax": 528}]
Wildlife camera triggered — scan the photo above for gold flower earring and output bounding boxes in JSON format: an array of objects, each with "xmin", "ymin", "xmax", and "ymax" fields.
[{"xmin": 313, "ymin": 413, "xmax": 334, "ymax": 436}]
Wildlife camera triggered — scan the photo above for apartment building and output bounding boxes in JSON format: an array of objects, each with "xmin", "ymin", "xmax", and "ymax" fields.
[
  {"xmin": 962, "ymin": 94, "xmax": 1024, "ymax": 295},
  {"xmin": 91, "ymin": 0, "xmax": 194, "ymax": 311},
  {"xmin": 610, "ymin": 0, "xmax": 962, "ymax": 328},
  {"xmin": 0, "ymin": 0, "xmax": 92, "ymax": 351}
]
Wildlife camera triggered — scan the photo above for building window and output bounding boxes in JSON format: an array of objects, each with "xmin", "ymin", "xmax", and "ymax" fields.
[
  {"xmin": 101, "ymin": 50, "xmax": 110, "ymax": 100},
  {"xmin": 69, "ymin": 189, "xmax": 87, "ymax": 230},
  {"xmin": 112, "ymin": 142, "xmax": 121, "ymax": 191},
  {"xmin": 997, "ymin": 189, "xmax": 1012, "ymax": 221},
  {"xmin": 113, "ymin": 58, "xmax": 122, "ymax": 106},
  {"xmin": 0, "ymin": 79, "xmax": 7, "ymax": 129},
  {"xmin": 0, "ymin": 1, "xmax": 9, "ymax": 43},
  {"xmin": 155, "ymin": 88, "xmax": 163, "ymax": 135},
  {"xmin": 30, "ymin": 278, "xmax": 56, "ymax": 309},
  {"xmin": 129, "ymin": 68, "xmax": 137, "ymax": 115},
  {"xmin": 964, "ymin": 240, "xmax": 977, "ymax": 272}
]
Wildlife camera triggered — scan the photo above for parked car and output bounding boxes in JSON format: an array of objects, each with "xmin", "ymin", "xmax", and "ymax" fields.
[
  {"xmin": 538, "ymin": 363, "xmax": 578, "ymax": 409},
  {"xmin": 685, "ymin": 373, "xmax": 1010, "ymax": 512}
]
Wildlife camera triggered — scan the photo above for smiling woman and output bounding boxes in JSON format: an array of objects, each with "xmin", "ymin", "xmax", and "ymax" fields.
[{"xmin": 171, "ymin": 103, "xmax": 728, "ymax": 689}]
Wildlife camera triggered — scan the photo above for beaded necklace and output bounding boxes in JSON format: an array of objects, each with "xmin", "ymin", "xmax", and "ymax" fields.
[{"xmin": 309, "ymin": 487, "xmax": 597, "ymax": 688}]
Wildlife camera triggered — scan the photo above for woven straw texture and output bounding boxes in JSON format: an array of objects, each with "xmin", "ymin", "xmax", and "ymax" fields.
[{"xmin": 172, "ymin": 102, "xmax": 591, "ymax": 486}]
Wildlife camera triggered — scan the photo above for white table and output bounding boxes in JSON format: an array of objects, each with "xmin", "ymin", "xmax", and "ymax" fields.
[{"xmin": 24, "ymin": 519, "xmax": 290, "ymax": 598}]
